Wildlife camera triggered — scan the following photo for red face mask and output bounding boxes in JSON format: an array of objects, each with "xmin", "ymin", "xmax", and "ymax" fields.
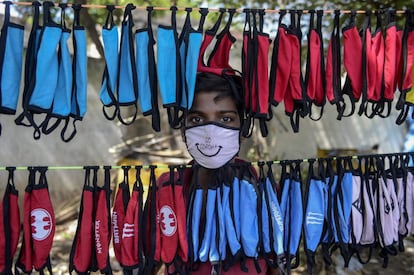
[
  {"xmin": 157, "ymin": 167, "xmax": 179, "ymax": 264},
  {"xmin": 395, "ymin": 10, "xmax": 414, "ymax": 124},
  {"xmin": 197, "ymin": 9, "xmax": 236, "ymax": 77},
  {"xmin": 111, "ymin": 168, "xmax": 130, "ymax": 264},
  {"xmin": 0, "ymin": 167, "xmax": 20, "ymax": 274},
  {"xmin": 120, "ymin": 170, "xmax": 143, "ymax": 269},
  {"xmin": 342, "ymin": 11, "xmax": 363, "ymax": 102},
  {"xmin": 69, "ymin": 166, "xmax": 98, "ymax": 273},
  {"xmin": 16, "ymin": 167, "xmax": 55, "ymax": 273},
  {"xmin": 242, "ymin": 9, "xmax": 271, "ymax": 137},
  {"xmin": 142, "ymin": 166, "xmax": 161, "ymax": 273},
  {"xmin": 326, "ymin": 10, "xmax": 347, "ymax": 119},
  {"xmin": 94, "ymin": 167, "xmax": 113, "ymax": 272},
  {"xmin": 305, "ymin": 10, "xmax": 326, "ymax": 121}
]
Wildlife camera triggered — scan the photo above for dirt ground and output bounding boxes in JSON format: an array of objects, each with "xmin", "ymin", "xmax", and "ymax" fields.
[{"xmin": 45, "ymin": 219, "xmax": 414, "ymax": 275}]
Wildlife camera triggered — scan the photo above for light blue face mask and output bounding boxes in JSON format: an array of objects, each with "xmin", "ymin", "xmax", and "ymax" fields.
[
  {"xmin": 198, "ymin": 185, "xmax": 217, "ymax": 262},
  {"xmin": 15, "ymin": 1, "xmax": 62, "ymax": 140},
  {"xmin": 14, "ymin": 1, "xmax": 41, "ymax": 138},
  {"xmin": 49, "ymin": 29, "xmax": 72, "ymax": 118},
  {"xmin": 222, "ymin": 176, "xmax": 241, "ymax": 256},
  {"xmin": 186, "ymin": 167, "xmax": 203, "ymax": 263},
  {"xmin": 178, "ymin": 8, "xmax": 203, "ymax": 111},
  {"xmin": 115, "ymin": 4, "xmax": 139, "ymax": 125},
  {"xmin": 303, "ymin": 160, "xmax": 328, "ymax": 273},
  {"xmin": 240, "ymin": 177, "xmax": 259, "ymax": 258},
  {"xmin": 207, "ymin": 184, "xmax": 227, "ymax": 264},
  {"xmin": 99, "ymin": 5, "xmax": 118, "ymax": 114},
  {"xmin": 334, "ymin": 161, "xmax": 353, "ymax": 259},
  {"xmin": 262, "ymin": 163, "xmax": 284, "ymax": 256},
  {"xmin": 28, "ymin": 2, "xmax": 62, "ymax": 113},
  {"xmin": 157, "ymin": 6, "xmax": 182, "ymax": 128},
  {"xmin": 0, "ymin": 1, "xmax": 24, "ymax": 117},
  {"xmin": 100, "ymin": 4, "xmax": 138, "ymax": 126},
  {"xmin": 39, "ymin": 4, "xmax": 87, "ymax": 143},
  {"xmin": 71, "ymin": 3, "xmax": 88, "ymax": 121},
  {"xmin": 62, "ymin": 4, "xmax": 88, "ymax": 142},
  {"xmin": 135, "ymin": 7, "xmax": 160, "ymax": 132},
  {"xmin": 41, "ymin": 4, "xmax": 71, "ymax": 129},
  {"xmin": 280, "ymin": 161, "xmax": 303, "ymax": 271},
  {"xmin": 40, "ymin": 25, "xmax": 72, "ymax": 137}
]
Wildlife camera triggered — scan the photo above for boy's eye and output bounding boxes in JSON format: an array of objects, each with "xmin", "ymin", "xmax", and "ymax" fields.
[
  {"xmin": 221, "ymin": 116, "xmax": 233, "ymax": 123},
  {"xmin": 189, "ymin": 116, "xmax": 203, "ymax": 124}
]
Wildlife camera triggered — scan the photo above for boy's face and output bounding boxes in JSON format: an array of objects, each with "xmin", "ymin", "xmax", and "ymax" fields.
[{"xmin": 185, "ymin": 91, "xmax": 241, "ymax": 128}]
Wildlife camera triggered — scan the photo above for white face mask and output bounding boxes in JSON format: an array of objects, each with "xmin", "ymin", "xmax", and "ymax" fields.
[{"xmin": 184, "ymin": 123, "xmax": 240, "ymax": 169}]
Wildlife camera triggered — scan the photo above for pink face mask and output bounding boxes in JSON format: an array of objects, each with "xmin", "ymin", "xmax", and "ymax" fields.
[{"xmin": 184, "ymin": 122, "xmax": 240, "ymax": 169}]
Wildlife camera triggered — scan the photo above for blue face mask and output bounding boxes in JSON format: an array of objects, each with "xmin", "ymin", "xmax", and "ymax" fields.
[
  {"xmin": 135, "ymin": 7, "xmax": 160, "ymax": 132},
  {"xmin": 240, "ymin": 177, "xmax": 259, "ymax": 258},
  {"xmin": 178, "ymin": 8, "xmax": 203, "ymax": 111},
  {"xmin": 222, "ymin": 177, "xmax": 241, "ymax": 256},
  {"xmin": 71, "ymin": 5, "xmax": 88, "ymax": 121},
  {"xmin": 0, "ymin": 1, "xmax": 24, "ymax": 116},
  {"xmin": 99, "ymin": 6, "xmax": 118, "ymax": 113},
  {"xmin": 15, "ymin": 1, "xmax": 62, "ymax": 140},
  {"xmin": 280, "ymin": 161, "xmax": 303, "ymax": 271},
  {"xmin": 14, "ymin": 1, "xmax": 41, "ymax": 138},
  {"xmin": 28, "ymin": 5, "xmax": 62, "ymax": 113}
]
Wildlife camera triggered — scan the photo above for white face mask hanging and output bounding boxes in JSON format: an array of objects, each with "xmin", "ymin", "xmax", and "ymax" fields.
[{"xmin": 184, "ymin": 122, "xmax": 240, "ymax": 169}]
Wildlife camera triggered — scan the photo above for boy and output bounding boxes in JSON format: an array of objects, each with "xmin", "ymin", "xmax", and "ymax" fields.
[{"xmin": 156, "ymin": 72, "xmax": 279, "ymax": 274}]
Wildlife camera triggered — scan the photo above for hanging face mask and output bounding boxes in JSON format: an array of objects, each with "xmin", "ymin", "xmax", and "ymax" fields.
[{"xmin": 184, "ymin": 122, "xmax": 240, "ymax": 169}]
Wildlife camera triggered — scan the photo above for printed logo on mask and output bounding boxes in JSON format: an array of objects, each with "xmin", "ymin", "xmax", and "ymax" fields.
[
  {"xmin": 160, "ymin": 205, "xmax": 177, "ymax": 237},
  {"xmin": 196, "ymin": 136, "xmax": 223, "ymax": 157},
  {"xmin": 31, "ymin": 208, "xmax": 53, "ymax": 241}
]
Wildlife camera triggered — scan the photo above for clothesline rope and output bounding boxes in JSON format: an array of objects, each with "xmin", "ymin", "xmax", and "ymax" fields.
[
  {"xmin": 2, "ymin": 1, "xmax": 410, "ymax": 14},
  {"xmin": 0, "ymin": 152, "xmax": 410, "ymax": 171}
]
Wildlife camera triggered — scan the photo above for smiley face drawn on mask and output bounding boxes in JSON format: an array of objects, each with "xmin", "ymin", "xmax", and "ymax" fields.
[{"xmin": 195, "ymin": 143, "xmax": 223, "ymax": 157}]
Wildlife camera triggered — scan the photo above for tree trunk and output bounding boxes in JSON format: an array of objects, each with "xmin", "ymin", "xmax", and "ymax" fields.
[{"xmin": 75, "ymin": 0, "xmax": 104, "ymax": 58}]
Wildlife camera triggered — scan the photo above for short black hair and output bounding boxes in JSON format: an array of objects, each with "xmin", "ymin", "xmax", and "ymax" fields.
[{"xmin": 194, "ymin": 72, "xmax": 244, "ymax": 120}]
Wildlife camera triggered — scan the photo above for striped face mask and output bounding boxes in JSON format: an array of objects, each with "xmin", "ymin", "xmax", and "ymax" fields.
[{"xmin": 184, "ymin": 122, "xmax": 240, "ymax": 169}]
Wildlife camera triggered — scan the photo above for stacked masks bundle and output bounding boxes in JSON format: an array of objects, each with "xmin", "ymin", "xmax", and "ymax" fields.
[
  {"xmin": 98, "ymin": 6, "xmax": 414, "ymax": 136},
  {"xmin": 0, "ymin": 4, "xmax": 412, "ymax": 139},
  {"xmin": 3, "ymin": 152, "xmax": 414, "ymax": 273},
  {"xmin": 10, "ymin": 1, "xmax": 88, "ymax": 142},
  {"xmin": 156, "ymin": 153, "xmax": 414, "ymax": 274},
  {"xmin": 0, "ymin": 167, "xmax": 55, "ymax": 274}
]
